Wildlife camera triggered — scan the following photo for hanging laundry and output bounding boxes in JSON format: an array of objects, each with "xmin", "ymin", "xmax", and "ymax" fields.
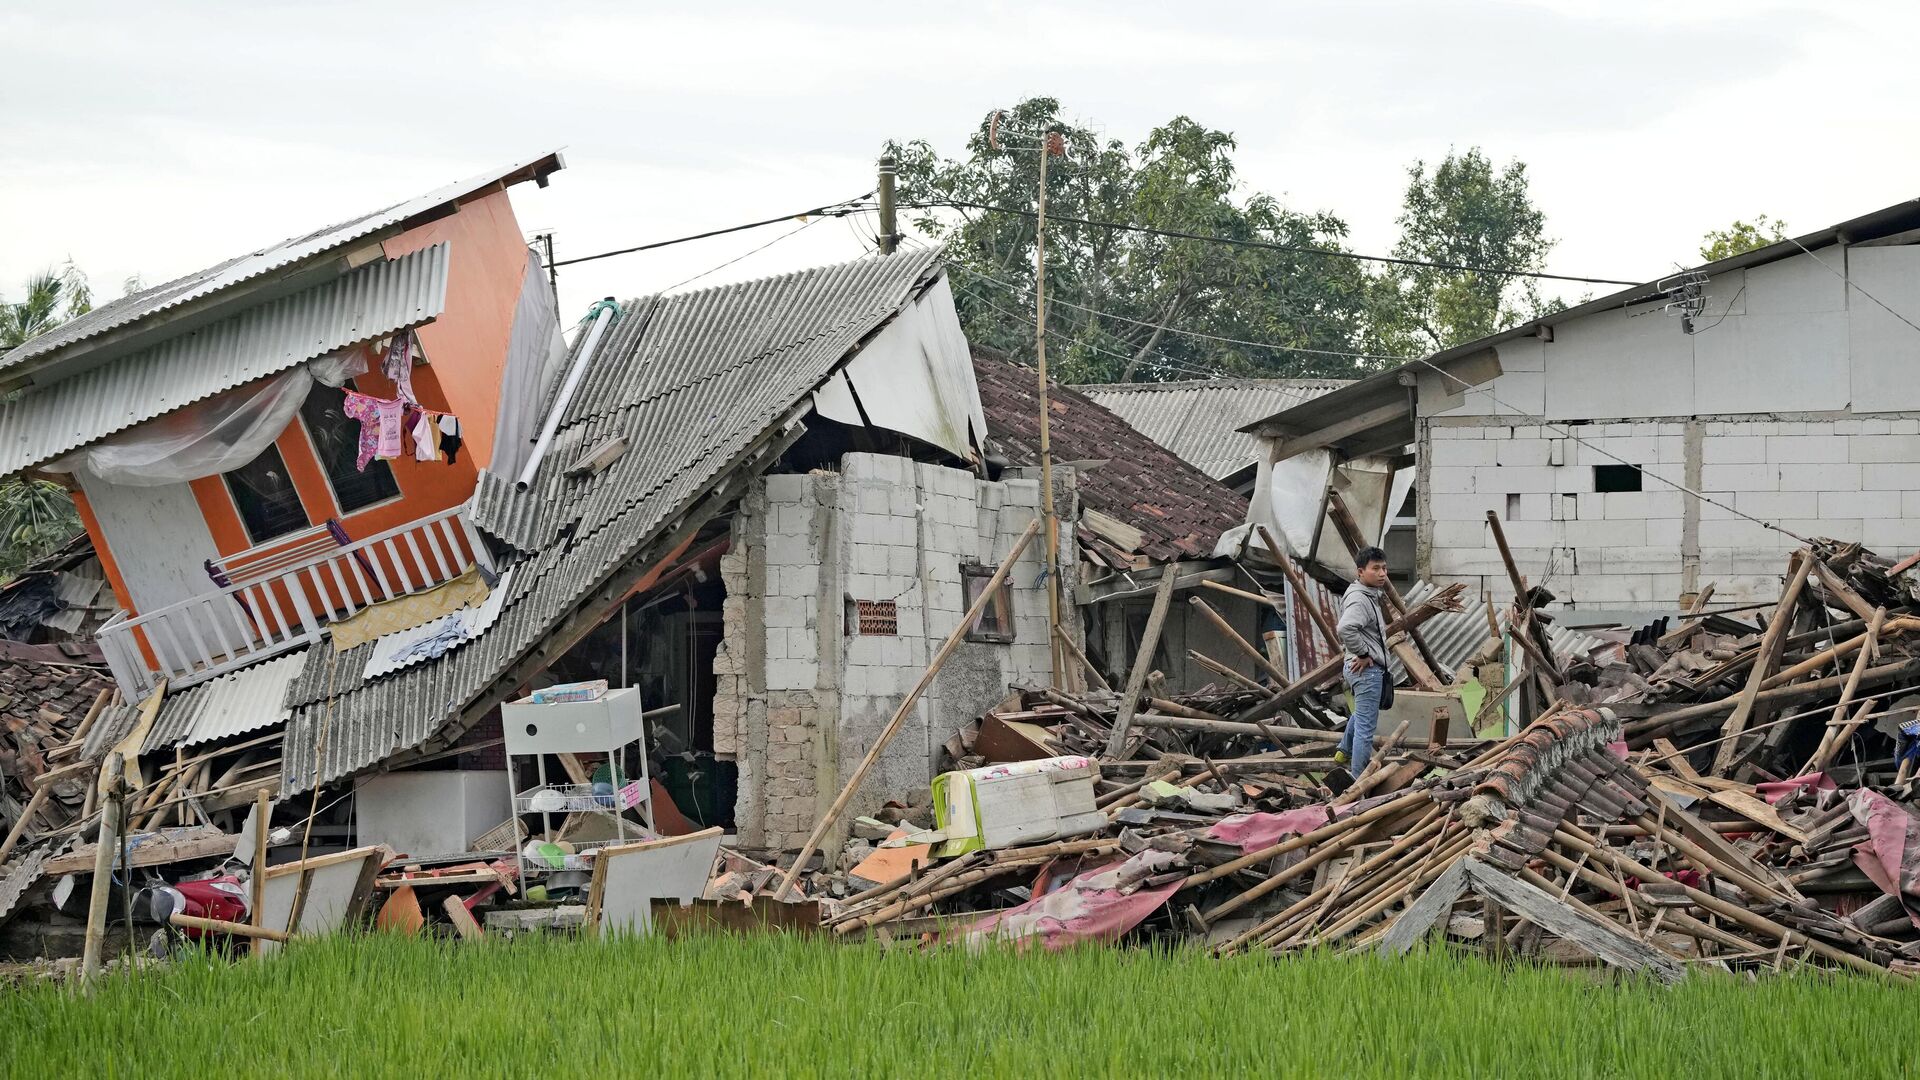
[
  {"xmin": 342, "ymin": 390, "xmax": 407, "ymax": 470},
  {"xmin": 438, "ymin": 414, "xmax": 464, "ymax": 464},
  {"xmin": 410, "ymin": 408, "xmax": 441, "ymax": 462},
  {"xmin": 382, "ymin": 332, "xmax": 418, "ymax": 403}
]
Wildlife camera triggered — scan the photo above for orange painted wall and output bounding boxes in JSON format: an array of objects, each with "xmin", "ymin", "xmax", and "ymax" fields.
[
  {"xmin": 80, "ymin": 186, "xmax": 540, "ymax": 624},
  {"xmin": 381, "ymin": 186, "xmax": 535, "ymax": 473}
]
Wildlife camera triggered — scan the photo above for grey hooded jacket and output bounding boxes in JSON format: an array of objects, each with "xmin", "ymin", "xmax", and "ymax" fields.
[{"xmin": 1336, "ymin": 581, "xmax": 1389, "ymax": 668}]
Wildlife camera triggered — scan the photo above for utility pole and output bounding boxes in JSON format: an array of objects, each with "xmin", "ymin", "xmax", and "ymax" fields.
[
  {"xmin": 876, "ymin": 154, "xmax": 899, "ymax": 255},
  {"xmin": 539, "ymin": 232, "xmax": 560, "ymax": 313},
  {"xmin": 1034, "ymin": 129, "xmax": 1065, "ymax": 687}
]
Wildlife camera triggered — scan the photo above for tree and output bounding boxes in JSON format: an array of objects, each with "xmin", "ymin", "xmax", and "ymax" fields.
[
  {"xmin": 1368, "ymin": 148, "xmax": 1559, "ymax": 354},
  {"xmin": 891, "ymin": 98, "xmax": 1377, "ymax": 382},
  {"xmin": 1699, "ymin": 215, "xmax": 1787, "ymax": 262},
  {"xmin": 0, "ymin": 264, "xmax": 91, "ymax": 350},
  {"xmin": 0, "ymin": 267, "xmax": 94, "ymax": 580}
]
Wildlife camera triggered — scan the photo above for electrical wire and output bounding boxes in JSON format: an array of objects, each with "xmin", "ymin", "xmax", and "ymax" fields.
[
  {"xmin": 883, "ymin": 198, "xmax": 1641, "ymax": 286},
  {"xmin": 948, "ymin": 261, "xmax": 1409, "ymax": 364},
  {"xmin": 655, "ymin": 215, "xmax": 830, "ymax": 295},
  {"xmin": 1787, "ymin": 236, "xmax": 1920, "ymax": 338},
  {"xmin": 548, "ymin": 192, "xmax": 873, "ymax": 268}
]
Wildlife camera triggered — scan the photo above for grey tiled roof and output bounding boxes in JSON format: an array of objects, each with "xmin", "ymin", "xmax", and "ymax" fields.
[{"xmin": 1076, "ymin": 378, "xmax": 1349, "ymax": 482}]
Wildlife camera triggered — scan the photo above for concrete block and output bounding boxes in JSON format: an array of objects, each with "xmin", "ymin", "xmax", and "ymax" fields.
[
  {"xmin": 1655, "ymin": 435, "xmax": 1687, "ymax": 464},
  {"xmin": 1516, "ymin": 492, "xmax": 1552, "ymax": 520},
  {"xmin": 1701, "ymin": 463, "xmax": 1777, "ymax": 493},
  {"xmin": 888, "ymin": 545, "xmax": 919, "ymax": 576},
  {"xmin": 1553, "ymin": 493, "xmax": 1577, "ymax": 521},
  {"xmin": 1699, "ymin": 518, "xmax": 1784, "ymax": 548},
  {"xmin": 764, "ymin": 595, "xmax": 808, "ymax": 629},
  {"xmin": 888, "ymin": 516, "xmax": 918, "ymax": 546},
  {"xmin": 1474, "ymin": 465, "xmax": 1557, "ymax": 494},
  {"xmin": 1494, "ymin": 439, "xmax": 1552, "ymax": 467},
  {"xmin": 1863, "ymin": 463, "xmax": 1920, "ymax": 490},
  {"xmin": 1766, "ymin": 434, "xmax": 1850, "ymax": 463},
  {"xmin": 1894, "ymin": 419, "xmax": 1920, "ymax": 435},
  {"xmin": 762, "ymin": 473, "xmax": 812, "ymax": 502},
  {"xmin": 1496, "ymin": 520, "xmax": 1557, "ymax": 547},
  {"xmin": 1902, "ymin": 490, "xmax": 1920, "ymax": 518},
  {"xmin": 1431, "ymin": 440, "xmax": 1496, "ymax": 467},
  {"xmin": 1834, "ymin": 419, "xmax": 1864, "ymax": 435},
  {"xmin": 850, "ymin": 514, "xmax": 889, "ymax": 546},
  {"xmin": 1793, "ymin": 518, "xmax": 1861, "ymax": 542},
  {"xmin": 1645, "ymin": 519, "xmax": 1683, "ymax": 547},
  {"xmin": 763, "ymin": 627, "xmax": 788, "ymax": 661},
  {"xmin": 766, "ymin": 659, "xmax": 818, "ymax": 691},
  {"xmin": 1561, "ymin": 518, "xmax": 1647, "ymax": 547},
  {"xmin": 780, "ymin": 565, "xmax": 821, "ymax": 596},
  {"xmin": 1430, "ymin": 520, "xmax": 1487, "ymax": 548},
  {"xmin": 1426, "ymin": 466, "xmax": 1478, "ymax": 494},
  {"xmin": 1584, "ymin": 546, "xmax": 1679, "ymax": 576},
  {"xmin": 1702, "ymin": 436, "xmax": 1768, "ymax": 464},
  {"xmin": 1850, "ymin": 435, "xmax": 1920, "ymax": 463},
  {"xmin": 1863, "ymin": 519, "xmax": 1920, "ymax": 550},
  {"xmin": 1776, "ymin": 463, "xmax": 1862, "ymax": 491},
  {"xmin": 1595, "ymin": 435, "xmax": 1657, "ymax": 463},
  {"xmin": 1430, "ymin": 425, "xmax": 1483, "ymax": 439},
  {"xmin": 774, "ymin": 503, "xmax": 814, "ymax": 536},
  {"xmin": 1427, "ymin": 493, "xmax": 1506, "ymax": 521},
  {"xmin": 1734, "ymin": 490, "xmax": 1819, "ymax": 519},
  {"xmin": 1554, "ymin": 468, "xmax": 1595, "ymax": 494},
  {"xmin": 1818, "ymin": 490, "xmax": 1893, "ymax": 520},
  {"xmin": 1862, "ymin": 418, "xmax": 1893, "ymax": 435}
]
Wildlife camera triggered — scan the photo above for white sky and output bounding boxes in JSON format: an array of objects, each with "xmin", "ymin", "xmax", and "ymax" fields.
[{"xmin": 4, "ymin": 1, "xmax": 1916, "ymax": 330}]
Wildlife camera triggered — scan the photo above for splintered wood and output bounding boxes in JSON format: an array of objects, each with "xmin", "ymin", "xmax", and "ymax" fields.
[{"xmin": 787, "ymin": 532, "xmax": 1919, "ymax": 981}]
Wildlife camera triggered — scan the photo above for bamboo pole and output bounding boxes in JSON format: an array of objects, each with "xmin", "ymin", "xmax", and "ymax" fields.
[
  {"xmin": 0, "ymin": 785, "xmax": 50, "ymax": 867},
  {"xmin": 1053, "ymin": 625, "xmax": 1111, "ymax": 692},
  {"xmin": 81, "ymin": 753, "xmax": 125, "ymax": 986},
  {"xmin": 1105, "ymin": 567, "xmax": 1182, "ymax": 757},
  {"xmin": 1180, "ymin": 788, "xmax": 1429, "ymax": 890},
  {"xmin": 1714, "ymin": 551, "xmax": 1812, "ymax": 773},
  {"xmin": 775, "ymin": 518, "xmax": 1041, "ymax": 899},
  {"xmin": 250, "ymin": 788, "xmax": 271, "ymax": 957},
  {"xmin": 170, "ymin": 912, "xmax": 291, "ymax": 943},
  {"xmin": 1188, "ymin": 596, "xmax": 1289, "ymax": 684},
  {"xmin": 1256, "ymin": 525, "xmax": 1339, "ymax": 651}
]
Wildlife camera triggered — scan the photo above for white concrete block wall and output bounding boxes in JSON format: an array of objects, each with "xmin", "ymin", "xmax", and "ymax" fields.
[{"xmin": 1424, "ymin": 414, "xmax": 1920, "ymax": 611}]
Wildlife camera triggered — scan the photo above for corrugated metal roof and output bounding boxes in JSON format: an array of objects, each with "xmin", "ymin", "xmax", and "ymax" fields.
[
  {"xmin": 1408, "ymin": 579, "xmax": 1623, "ymax": 677},
  {"xmin": 280, "ymin": 249, "xmax": 949, "ymax": 792},
  {"xmin": 0, "ymin": 152, "xmax": 560, "ymax": 371},
  {"xmin": 143, "ymin": 649, "xmax": 305, "ymax": 751},
  {"xmin": 0, "ymin": 243, "xmax": 449, "ymax": 476},
  {"xmin": 1076, "ymin": 378, "xmax": 1348, "ymax": 482},
  {"xmin": 0, "ymin": 847, "xmax": 50, "ymax": 925}
]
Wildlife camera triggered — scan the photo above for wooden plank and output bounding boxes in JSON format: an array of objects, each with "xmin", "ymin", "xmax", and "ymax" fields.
[
  {"xmin": 1375, "ymin": 852, "xmax": 1470, "ymax": 955},
  {"xmin": 1262, "ymin": 401, "xmax": 1407, "ymax": 459},
  {"xmin": 1105, "ymin": 565, "xmax": 1182, "ymax": 758},
  {"xmin": 776, "ymin": 520, "xmax": 1040, "ymax": 900},
  {"xmin": 1714, "ymin": 552, "xmax": 1811, "ymax": 773},
  {"xmin": 1462, "ymin": 860, "xmax": 1685, "ymax": 984},
  {"xmin": 1705, "ymin": 788, "xmax": 1809, "ymax": 843},
  {"xmin": 442, "ymin": 895, "xmax": 485, "ymax": 940}
]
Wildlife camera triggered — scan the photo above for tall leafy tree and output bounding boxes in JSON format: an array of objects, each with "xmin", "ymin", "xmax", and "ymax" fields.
[
  {"xmin": 1699, "ymin": 215, "xmax": 1787, "ymax": 262},
  {"xmin": 892, "ymin": 98, "xmax": 1377, "ymax": 382},
  {"xmin": 1368, "ymin": 148, "xmax": 1558, "ymax": 354},
  {"xmin": 0, "ymin": 266, "xmax": 93, "ymax": 580}
]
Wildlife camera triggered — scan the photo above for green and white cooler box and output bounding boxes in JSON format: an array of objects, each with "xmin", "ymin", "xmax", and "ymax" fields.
[{"xmin": 931, "ymin": 755, "xmax": 1105, "ymax": 857}]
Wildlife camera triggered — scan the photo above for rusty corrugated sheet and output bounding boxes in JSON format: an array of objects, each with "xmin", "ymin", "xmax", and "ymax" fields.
[
  {"xmin": 0, "ymin": 243, "xmax": 449, "ymax": 475},
  {"xmin": 1077, "ymin": 378, "xmax": 1348, "ymax": 482}
]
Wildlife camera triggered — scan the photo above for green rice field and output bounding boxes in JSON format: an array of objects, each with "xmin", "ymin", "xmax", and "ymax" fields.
[{"xmin": 1, "ymin": 933, "xmax": 1911, "ymax": 1078}]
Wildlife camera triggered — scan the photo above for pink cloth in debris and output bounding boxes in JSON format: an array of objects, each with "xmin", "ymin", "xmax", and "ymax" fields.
[
  {"xmin": 1756, "ymin": 772, "xmax": 1838, "ymax": 806},
  {"xmin": 1206, "ymin": 806, "xmax": 1334, "ymax": 854},
  {"xmin": 957, "ymin": 852, "xmax": 1182, "ymax": 951},
  {"xmin": 1607, "ymin": 741, "xmax": 1629, "ymax": 760},
  {"xmin": 1848, "ymin": 790, "xmax": 1920, "ymax": 922}
]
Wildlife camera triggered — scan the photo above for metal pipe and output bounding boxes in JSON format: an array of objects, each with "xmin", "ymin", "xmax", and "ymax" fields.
[{"xmin": 517, "ymin": 299, "xmax": 618, "ymax": 492}]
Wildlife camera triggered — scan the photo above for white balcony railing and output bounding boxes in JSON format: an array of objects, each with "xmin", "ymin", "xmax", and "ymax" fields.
[{"xmin": 98, "ymin": 505, "xmax": 492, "ymax": 699}]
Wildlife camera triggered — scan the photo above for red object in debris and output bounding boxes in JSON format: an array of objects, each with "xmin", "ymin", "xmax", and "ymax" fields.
[{"xmin": 146, "ymin": 874, "xmax": 248, "ymax": 937}]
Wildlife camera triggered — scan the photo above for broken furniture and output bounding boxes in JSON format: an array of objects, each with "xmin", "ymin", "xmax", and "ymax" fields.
[
  {"xmin": 502, "ymin": 685, "xmax": 655, "ymax": 886},
  {"xmin": 584, "ymin": 826, "xmax": 724, "ymax": 936}
]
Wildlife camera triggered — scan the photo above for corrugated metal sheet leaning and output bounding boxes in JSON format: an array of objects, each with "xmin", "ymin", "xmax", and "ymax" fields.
[
  {"xmin": 1403, "ymin": 578, "xmax": 1623, "ymax": 679},
  {"xmin": 279, "ymin": 250, "xmax": 949, "ymax": 792},
  {"xmin": 1077, "ymin": 378, "xmax": 1348, "ymax": 482},
  {"xmin": 0, "ymin": 151, "xmax": 559, "ymax": 371},
  {"xmin": 141, "ymin": 649, "xmax": 307, "ymax": 752},
  {"xmin": 0, "ymin": 243, "xmax": 450, "ymax": 476}
]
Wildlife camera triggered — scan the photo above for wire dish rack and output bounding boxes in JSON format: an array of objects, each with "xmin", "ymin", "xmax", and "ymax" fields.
[{"xmin": 514, "ymin": 784, "xmax": 642, "ymax": 815}]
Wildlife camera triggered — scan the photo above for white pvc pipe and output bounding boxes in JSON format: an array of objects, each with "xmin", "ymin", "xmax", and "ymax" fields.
[{"xmin": 517, "ymin": 299, "xmax": 617, "ymax": 492}]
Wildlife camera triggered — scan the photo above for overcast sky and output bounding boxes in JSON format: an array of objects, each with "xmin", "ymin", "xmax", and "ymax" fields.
[{"xmin": 4, "ymin": 1, "xmax": 1915, "ymax": 332}]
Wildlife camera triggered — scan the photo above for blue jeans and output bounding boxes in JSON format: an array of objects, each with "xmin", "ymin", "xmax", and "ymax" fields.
[{"xmin": 1340, "ymin": 663, "xmax": 1384, "ymax": 775}]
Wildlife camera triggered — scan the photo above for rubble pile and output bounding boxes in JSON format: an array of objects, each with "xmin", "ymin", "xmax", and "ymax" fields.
[{"xmin": 790, "ymin": 535, "xmax": 1920, "ymax": 979}]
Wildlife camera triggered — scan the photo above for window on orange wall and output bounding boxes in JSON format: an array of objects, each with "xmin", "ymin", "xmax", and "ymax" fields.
[
  {"xmin": 299, "ymin": 383, "xmax": 400, "ymax": 514},
  {"xmin": 224, "ymin": 443, "xmax": 310, "ymax": 545}
]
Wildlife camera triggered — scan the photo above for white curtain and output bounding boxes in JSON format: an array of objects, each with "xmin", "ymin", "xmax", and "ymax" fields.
[{"xmin": 45, "ymin": 349, "xmax": 368, "ymax": 487}]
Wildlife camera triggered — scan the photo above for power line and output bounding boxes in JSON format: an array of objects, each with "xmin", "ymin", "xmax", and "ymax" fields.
[
  {"xmin": 885, "ymin": 198, "xmax": 1641, "ymax": 286},
  {"xmin": 1787, "ymin": 236, "xmax": 1920, "ymax": 338},
  {"xmin": 948, "ymin": 261, "xmax": 1409, "ymax": 364},
  {"xmin": 656, "ymin": 215, "xmax": 829, "ymax": 295},
  {"xmin": 548, "ymin": 193, "xmax": 873, "ymax": 268}
]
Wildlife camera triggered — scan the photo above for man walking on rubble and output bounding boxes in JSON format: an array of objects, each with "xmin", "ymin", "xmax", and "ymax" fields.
[{"xmin": 1334, "ymin": 546, "xmax": 1393, "ymax": 778}]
